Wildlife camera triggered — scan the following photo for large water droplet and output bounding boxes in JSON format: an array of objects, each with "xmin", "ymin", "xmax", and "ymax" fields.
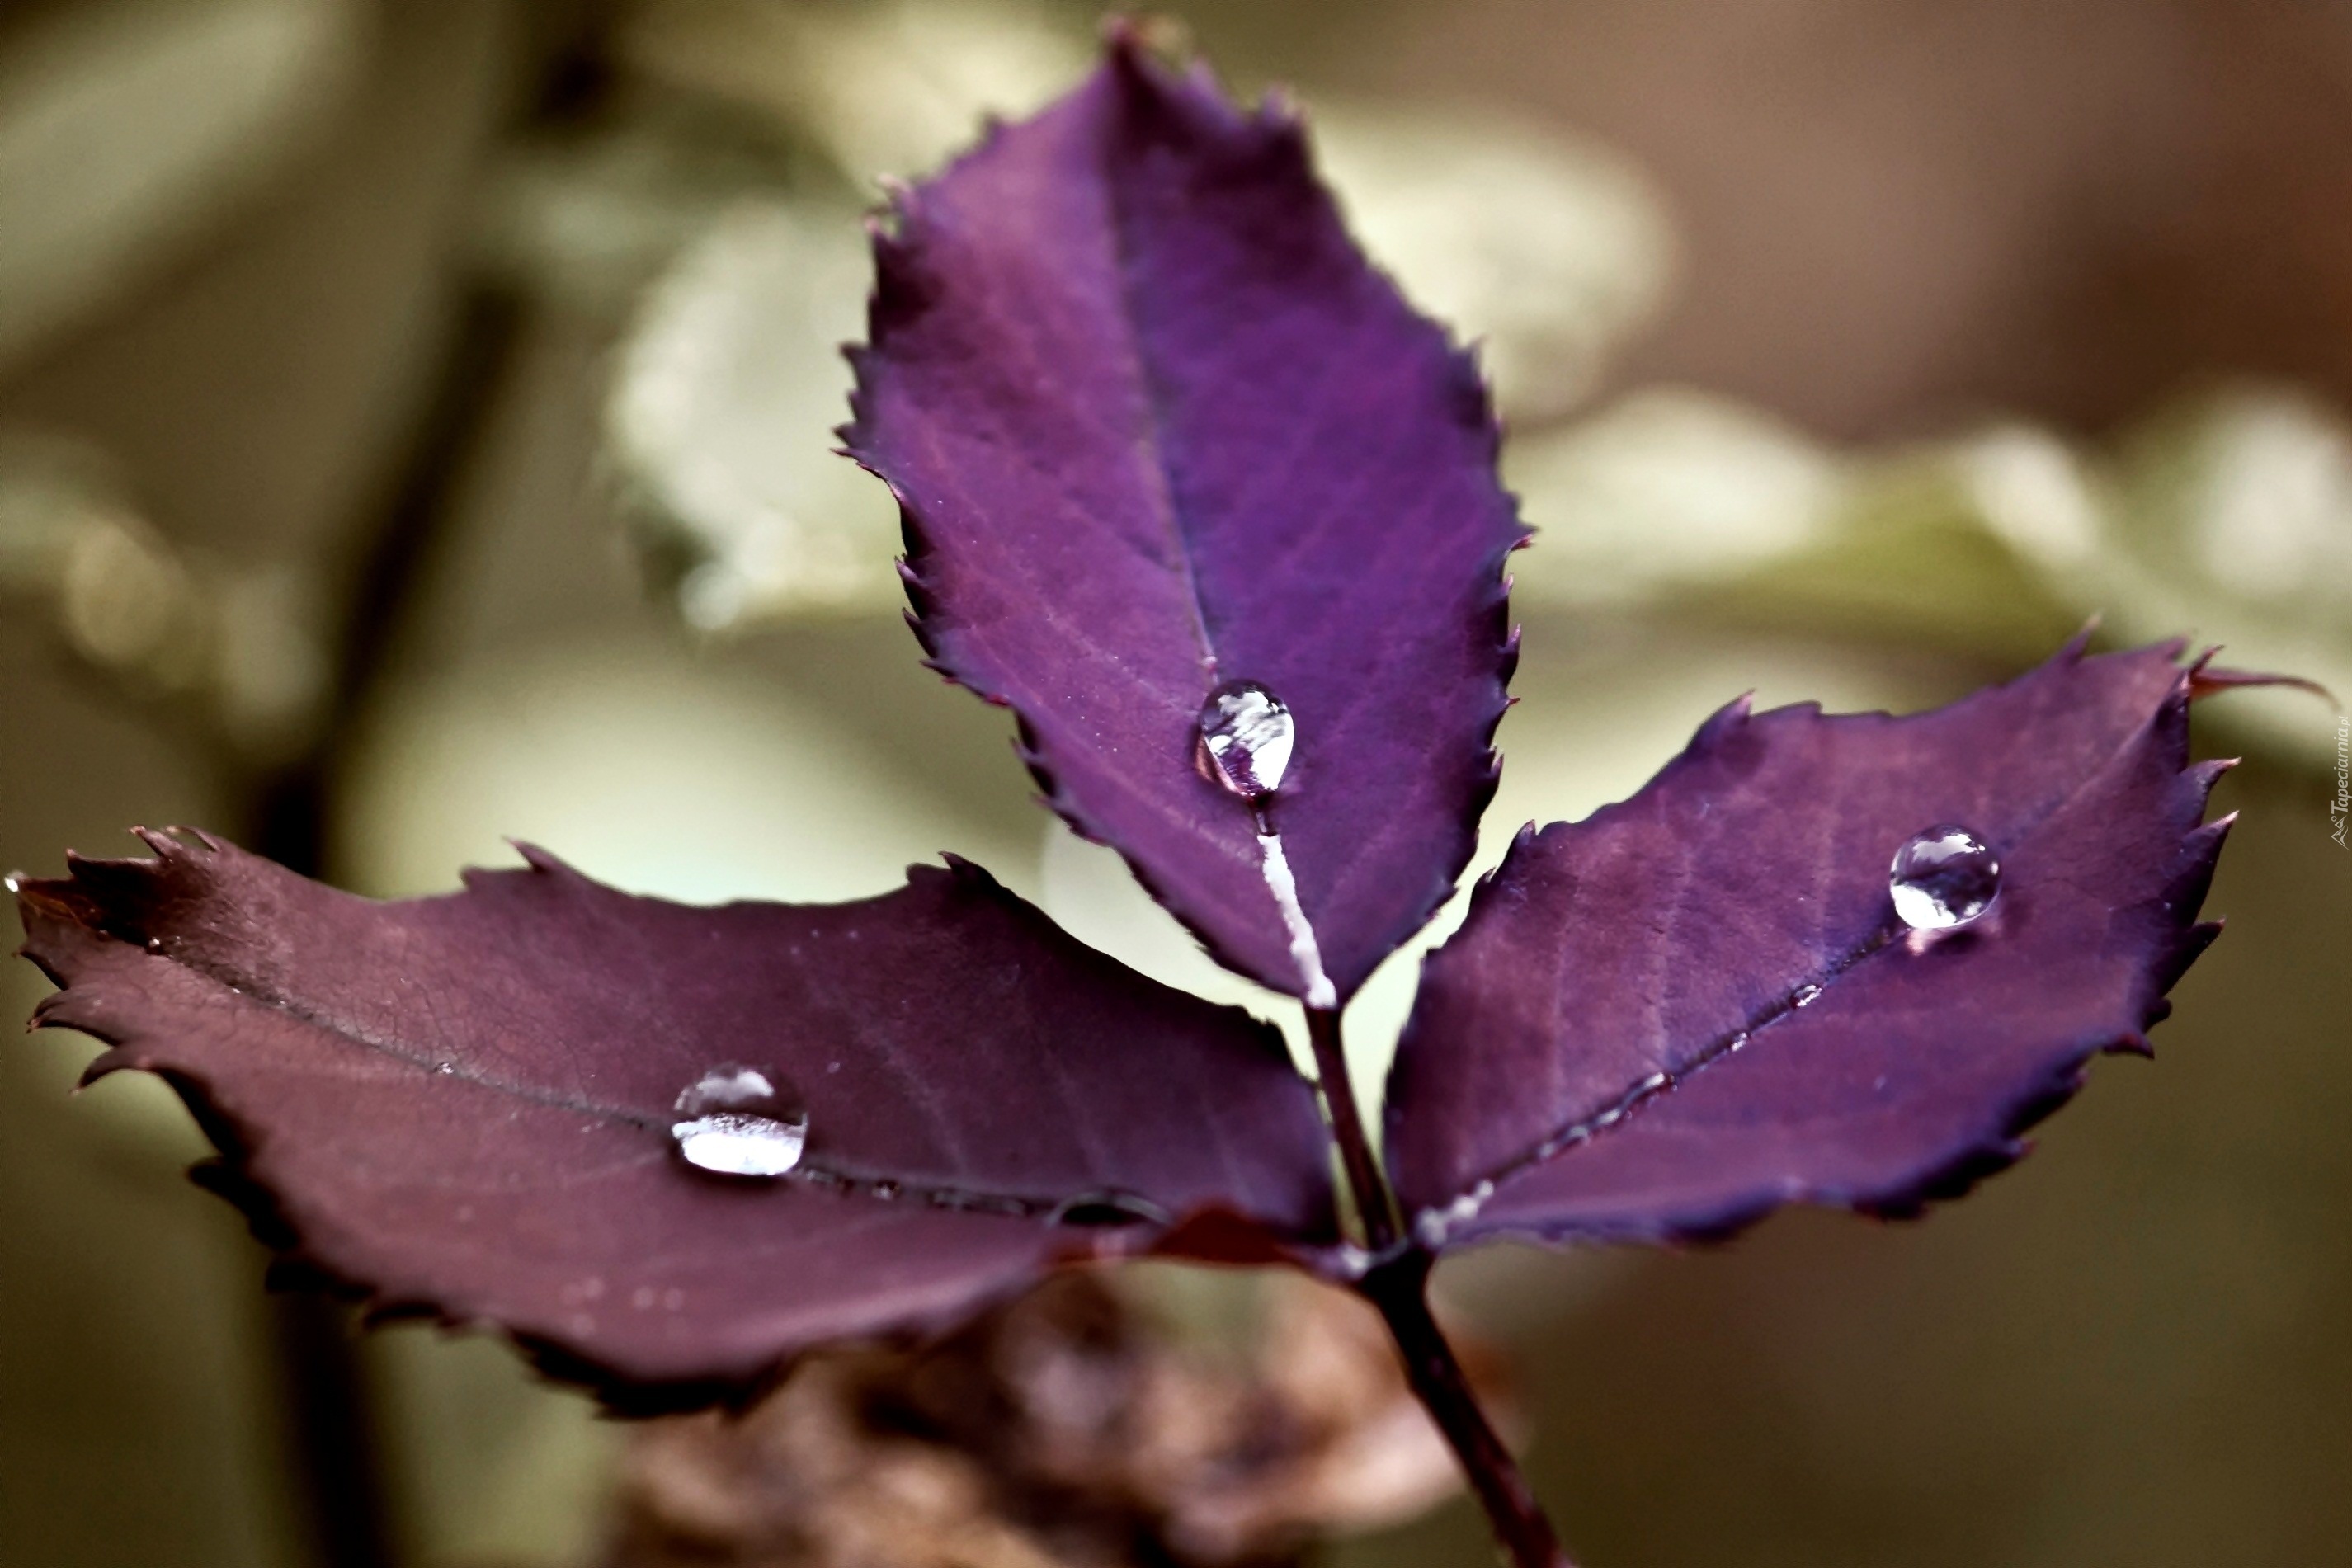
[
  {"xmin": 1196, "ymin": 680, "xmax": 1294, "ymax": 801},
  {"xmin": 670, "ymin": 1063, "xmax": 807, "ymax": 1178},
  {"xmin": 1048, "ymin": 1189, "xmax": 1169, "ymax": 1228},
  {"xmin": 1889, "ymin": 824, "xmax": 2001, "ymax": 930}
]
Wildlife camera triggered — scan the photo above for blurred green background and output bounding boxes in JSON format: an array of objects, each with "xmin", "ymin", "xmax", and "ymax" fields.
[{"xmin": 3, "ymin": 2, "xmax": 2348, "ymax": 1565}]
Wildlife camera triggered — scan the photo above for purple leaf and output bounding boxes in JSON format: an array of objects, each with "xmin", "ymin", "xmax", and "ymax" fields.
[
  {"xmin": 1383, "ymin": 638, "xmax": 2237, "ymax": 1248},
  {"xmin": 841, "ymin": 35, "xmax": 1525, "ymax": 1004},
  {"xmin": 13, "ymin": 836, "xmax": 1332, "ymax": 1404}
]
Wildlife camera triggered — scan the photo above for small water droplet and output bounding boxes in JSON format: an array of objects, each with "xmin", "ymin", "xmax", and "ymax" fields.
[
  {"xmin": 870, "ymin": 1180, "xmax": 901, "ymax": 1200},
  {"xmin": 669, "ymin": 1062, "xmax": 807, "ymax": 1178},
  {"xmin": 1196, "ymin": 680, "xmax": 1294, "ymax": 801},
  {"xmin": 1047, "ymin": 1190, "xmax": 1168, "ymax": 1228},
  {"xmin": 2, "ymin": 875, "xmax": 20, "ymax": 895},
  {"xmin": 433, "ymin": 1061, "xmax": 456, "ymax": 1076},
  {"xmin": 1889, "ymin": 824, "xmax": 2001, "ymax": 930},
  {"xmin": 145, "ymin": 938, "xmax": 163, "ymax": 954},
  {"xmin": 1791, "ymin": 983, "xmax": 1822, "ymax": 1008}
]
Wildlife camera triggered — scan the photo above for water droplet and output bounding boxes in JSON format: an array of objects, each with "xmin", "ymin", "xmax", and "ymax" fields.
[
  {"xmin": 433, "ymin": 1061, "xmax": 457, "ymax": 1076},
  {"xmin": 145, "ymin": 938, "xmax": 163, "ymax": 954},
  {"xmin": 1889, "ymin": 824, "xmax": 2001, "ymax": 930},
  {"xmin": 669, "ymin": 1062, "xmax": 807, "ymax": 1178},
  {"xmin": 1048, "ymin": 1190, "xmax": 1168, "ymax": 1228},
  {"xmin": 1791, "ymin": 983, "xmax": 1822, "ymax": 1008},
  {"xmin": 1196, "ymin": 680, "xmax": 1294, "ymax": 801}
]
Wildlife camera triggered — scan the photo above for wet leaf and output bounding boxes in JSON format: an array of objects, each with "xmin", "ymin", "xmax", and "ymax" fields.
[
  {"xmin": 1384, "ymin": 639, "xmax": 2240, "ymax": 1246},
  {"xmin": 842, "ymin": 37, "xmax": 1525, "ymax": 1002},
  {"xmin": 13, "ymin": 834, "xmax": 1332, "ymax": 1403}
]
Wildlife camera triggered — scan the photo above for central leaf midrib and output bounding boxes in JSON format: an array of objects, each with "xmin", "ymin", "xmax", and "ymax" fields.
[
  {"xmin": 150, "ymin": 935, "xmax": 1160, "ymax": 1222},
  {"xmin": 1099, "ymin": 129, "xmax": 1221, "ymax": 683}
]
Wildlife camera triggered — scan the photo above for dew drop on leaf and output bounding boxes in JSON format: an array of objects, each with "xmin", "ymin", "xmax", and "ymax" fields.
[
  {"xmin": 669, "ymin": 1063, "xmax": 808, "ymax": 1179},
  {"xmin": 1196, "ymin": 680, "xmax": 1294, "ymax": 802},
  {"xmin": 1047, "ymin": 1189, "xmax": 1169, "ymax": 1228},
  {"xmin": 1889, "ymin": 824, "xmax": 2002, "ymax": 930}
]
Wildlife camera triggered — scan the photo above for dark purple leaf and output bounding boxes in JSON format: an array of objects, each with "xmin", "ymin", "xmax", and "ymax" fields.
[
  {"xmin": 13, "ymin": 836, "xmax": 1332, "ymax": 1404},
  {"xmin": 841, "ymin": 35, "xmax": 1525, "ymax": 1004},
  {"xmin": 1383, "ymin": 638, "xmax": 2237, "ymax": 1248}
]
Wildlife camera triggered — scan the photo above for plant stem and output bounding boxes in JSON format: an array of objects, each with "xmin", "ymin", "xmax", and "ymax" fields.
[
  {"xmin": 1303, "ymin": 1005, "xmax": 1574, "ymax": 1567},
  {"xmin": 1303, "ymin": 1004, "xmax": 1399, "ymax": 1250},
  {"xmin": 1360, "ymin": 1250, "xmax": 1572, "ymax": 1568}
]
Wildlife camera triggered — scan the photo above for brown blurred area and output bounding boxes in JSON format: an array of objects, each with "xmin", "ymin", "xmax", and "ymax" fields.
[
  {"xmin": 3, "ymin": 3, "xmax": 2347, "ymax": 1568},
  {"xmin": 1374, "ymin": 0, "xmax": 2352, "ymax": 440}
]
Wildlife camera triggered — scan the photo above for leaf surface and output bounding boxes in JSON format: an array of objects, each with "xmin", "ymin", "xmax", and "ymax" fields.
[
  {"xmin": 14, "ymin": 837, "xmax": 1332, "ymax": 1403},
  {"xmin": 1384, "ymin": 639, "xmax": 2236, "ymax": 1246},
  {"xmin": 842, "ymin": 36, "xmax": 1525, "ymax": 1002}
]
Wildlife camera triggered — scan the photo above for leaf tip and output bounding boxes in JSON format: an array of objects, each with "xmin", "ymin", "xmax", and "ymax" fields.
[{"xmin": 2185, "ymin": 654, "xmax": 2336, "ymax": 706}]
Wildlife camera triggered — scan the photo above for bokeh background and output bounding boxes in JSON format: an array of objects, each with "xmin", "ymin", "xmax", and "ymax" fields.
[{"xmin": 4, "ymin": 2, "xmax": 2349, "ymax": 1566}]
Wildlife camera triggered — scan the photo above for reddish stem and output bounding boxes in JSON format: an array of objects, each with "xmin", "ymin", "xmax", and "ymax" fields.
[
  {"xmin": 1361, "ymin": 1252, "xmax": 1573, "ymax": 1568},
  {"xmin": 1305, "ymin": 1005, "xmax": 1399, "ymax": 1249},
  {"xmin": 1304, "ymin": 1006, "xmax": 1573, "ymax": 1568}
]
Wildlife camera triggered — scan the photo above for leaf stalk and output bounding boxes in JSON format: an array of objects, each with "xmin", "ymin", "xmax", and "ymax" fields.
[
  {"xmin": 1306, "ymin": 1005, "xmax": 1574, "ymax": 1568},
  {"xmin": 1360, "ymin": 1250, "xmax": 1574, "ymax": 1568},
  {"xmin": 1304, "ymin": 1005, "xmax": 1399, "ymax": 1250}
]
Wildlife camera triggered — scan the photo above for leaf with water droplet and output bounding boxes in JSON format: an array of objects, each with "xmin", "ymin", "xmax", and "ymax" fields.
[
  {"xmin": 12, "ymin": 835, "xmax": 1333, "ymax": 1404},
  {"xmin": 1384, "ymin": 639, "xmax": 2249, "ymax": 1248},
  {"xmin": 841, "ymin": 34, "xmax": 1525, "ymax": 1004}
]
